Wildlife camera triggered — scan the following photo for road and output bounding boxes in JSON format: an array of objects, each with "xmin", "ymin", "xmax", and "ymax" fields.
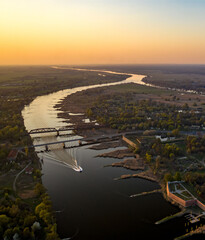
[{"xmin": 13, "ymin": 162, "xmax": 31, "ymax": 192}]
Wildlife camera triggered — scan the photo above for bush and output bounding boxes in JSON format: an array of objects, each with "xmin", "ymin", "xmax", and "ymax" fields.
[{"xmin": 164, "ymin": 173, "xmax": 173, "ymax": 182}]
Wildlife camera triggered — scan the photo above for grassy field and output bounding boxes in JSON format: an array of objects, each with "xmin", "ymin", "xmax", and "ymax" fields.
[
  {"xmin": 181, "ymin": 182, "xmax": 205, "ymax": 204},
  {"xmin": 81, "ymin": 64, "xmax": 205, "ymax": 94},
  {"xmin": 108, "ymin": 82, "xmax": 172, "ymax": 95},
  {"xmin": 0, "ymin": 66, "xmax": 128, "ymax": 99}
]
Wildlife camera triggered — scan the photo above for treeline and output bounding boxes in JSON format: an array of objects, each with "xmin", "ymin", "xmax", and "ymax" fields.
[
  {"xmin": 0, "ymin": 66, "xmax": 127, "ymax": 98},
  {"xmin": 184, "ymin": 172, "xmax": 205, "ymax": 199},
  {"xmin": 186, "ymin": 135, "xmax": 205, "ymax": 153},
  {"xmin": 140, "ymin": 135, "xmax": 205, "ymax": 199},
  {"xmin": 0, "ymin": 183, "xmax": 59, "ymax": 240},
  {"xmin": 151, "ymin": 139, "xmax": 181, "ymax": 160},
  {"xmin": 142, "ymin": 138, "xmax": 182, "ymax": 176}
]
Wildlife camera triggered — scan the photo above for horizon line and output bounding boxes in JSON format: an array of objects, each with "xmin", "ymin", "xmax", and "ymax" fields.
[{"xmin": 0, "ymin": 63, "xmax": 205, "ymax": 67}]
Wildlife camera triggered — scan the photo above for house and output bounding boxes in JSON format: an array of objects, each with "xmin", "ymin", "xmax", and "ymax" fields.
[
  {"xmin": 156, "ymin": 134, "xmax": 176, "ymax": 142},
  {"xmin": 191, "ymin": 125, "xmax": 200, "ymax": 130},
  {"xmin": 7, "ymin": 149, "xmax": 19, "ymax": 162},
  {"xmin": 156, "ymin": 135, "xmax": 168, "ymax": 142},
  {"xmin": 25, "ymin": 167, "xmax": 33, "ymax": 175}
]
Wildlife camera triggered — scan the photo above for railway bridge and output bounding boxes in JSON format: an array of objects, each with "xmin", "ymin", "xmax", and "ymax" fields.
[
  {"xmin": 29, "ymin": 127, "xmax": 74, "ymax": 136},
  {"xmin": 16, "ymin": 134, "xmax": 122, "ymax": 152}
]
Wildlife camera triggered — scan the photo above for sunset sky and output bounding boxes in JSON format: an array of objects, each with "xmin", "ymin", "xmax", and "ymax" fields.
[{"xmin": 0, "ymin": 0, "xmax": 205, "ymax": 65}]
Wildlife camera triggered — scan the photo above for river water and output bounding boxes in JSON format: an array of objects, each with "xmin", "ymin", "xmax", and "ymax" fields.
[{"xmin": 22, "ymin": 68, "xmax": 190, "ymax": 239}]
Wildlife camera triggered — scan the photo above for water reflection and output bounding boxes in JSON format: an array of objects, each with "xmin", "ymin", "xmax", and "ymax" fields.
[
  {"xmin": 22, "ymin": 69, "xmax": 146, "ymax": 170},
  {"xmin": 39, "ymin": 149, "xmax": 82, "ymax": 172},
  {"xmin": 33, "ymin": 133, "xmax": 83, "ymax": 172},
  {"xmin": 21, "ymin": 68, "xmax": 205, "ymax": 239}
]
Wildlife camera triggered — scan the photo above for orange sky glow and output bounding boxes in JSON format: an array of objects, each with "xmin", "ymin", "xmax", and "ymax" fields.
[{"xmin": 0, "ymin": 0, "xmax": 205, "ymax": 65}]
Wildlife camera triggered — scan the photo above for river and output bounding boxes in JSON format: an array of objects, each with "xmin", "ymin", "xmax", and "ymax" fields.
[{"xmin": 22, "ymin": 68, "xmax": 191, "ymax": 239}]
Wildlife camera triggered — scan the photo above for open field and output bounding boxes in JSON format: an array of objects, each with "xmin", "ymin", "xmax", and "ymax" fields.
[
  {"xmin": 0, "ymin": 66, "xmax": 128, "ymax": 98},
  {"xmin": 77, "ymin": 64, "xmax": 205, "ymax": 93},
  {"xmin": 57, "ymin": 69, "xmax": 205, "ymax": 131}
]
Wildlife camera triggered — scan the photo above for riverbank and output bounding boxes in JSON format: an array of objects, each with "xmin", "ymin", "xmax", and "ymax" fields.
[
  {"xmin": 175, "ymin": 226, "xmax": 205, "ymax": 240},
  {"xmin": 89, "ymin": 141, "xmax": 123, "ymax": 150},
  {"xmin": 97, "ymin": 149, "xmax": 135, "ymax": 159},
  {"xmin": 106, "ymin": 157, "xmax": 145, "ymax": 170},
  {"xmin": 114, "ymin": 169, "xmax": 158, "ymax": 182},
  {"xmin": 155, "ymin": 209, "xmax": 187, "ymax": 225},
  {"xmin": 1, "ymin": 66, "xmax": 131, "ymax": 239},
  {"xmin": 37, "ymin": 66, "xmax": 205, "ymax": 239}
]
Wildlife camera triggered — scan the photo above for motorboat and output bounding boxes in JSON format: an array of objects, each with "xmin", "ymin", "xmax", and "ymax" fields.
[{"xmin": 74, "ymin": 166, "xmax": 83, "ymax": 172}]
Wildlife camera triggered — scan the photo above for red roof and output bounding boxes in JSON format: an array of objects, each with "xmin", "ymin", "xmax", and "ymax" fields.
[
  {"xmin": 25, "ymin": 167, "xmax": 33, "ymax": 172},
  {"xmin": 7, "ymin": 149, "xmax": 18, "ymax": 160}
]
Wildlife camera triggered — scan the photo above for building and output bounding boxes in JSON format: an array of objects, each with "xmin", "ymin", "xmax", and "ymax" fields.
[
  {"xmin": 25, "ymin": 167, "xmax": 34, "ymax": 175},
  {"xmin": 167, "ymin": 181, "xmax": 205, "ymax": 211},
  {"xmin": 7, "ymin": 149, "xmax": 19, "ymax": 162}
]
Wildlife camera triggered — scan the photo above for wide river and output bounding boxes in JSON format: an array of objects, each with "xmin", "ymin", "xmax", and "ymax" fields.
[{"xmin": 22, "ymin": 68, "xmax": 191, "ymax": 240}]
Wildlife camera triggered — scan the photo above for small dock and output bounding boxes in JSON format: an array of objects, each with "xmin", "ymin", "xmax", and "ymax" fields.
[{"xmin": 185, "ymin": 212, "xmax": 205, "ymax": 224}]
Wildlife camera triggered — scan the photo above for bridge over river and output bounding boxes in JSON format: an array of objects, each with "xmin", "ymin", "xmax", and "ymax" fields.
[
  {"xmin": 16, "ymin": 133, "xmax": 123, "ymax": 151},
  {"xmin": 29, "ymin": 127, "xmax": 74, "ymax": 136},
  {"xmin": 29, "ymin": 125, "xmax": 103, "ymax": 136},
  {"xmin": 18, "ymin": 129, "xmax": 202, "ymax": 152}
]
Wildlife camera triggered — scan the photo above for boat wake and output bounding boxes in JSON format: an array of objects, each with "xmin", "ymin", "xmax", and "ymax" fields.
[
  {"xmin": 40, "ymin": 150, "xmax": 83, "ymax": 173},
  {"xmin": 61, "ymin": 227, "xmax": 80, "ymax": 240}
]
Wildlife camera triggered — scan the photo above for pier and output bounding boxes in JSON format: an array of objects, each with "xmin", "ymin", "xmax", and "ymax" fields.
[{"xmin": 185, "ymin": 213, "xmax": 205, "ymax": 224}]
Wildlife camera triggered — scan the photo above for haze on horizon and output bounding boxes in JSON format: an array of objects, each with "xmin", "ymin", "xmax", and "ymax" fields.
[{"xmin": 0, "ymin": 0, "xmax": 205, "ymax": 65}]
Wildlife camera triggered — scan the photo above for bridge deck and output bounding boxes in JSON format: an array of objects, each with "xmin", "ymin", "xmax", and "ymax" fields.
[
  {"xmin": 16, "ymin": 133, "xmax": 122, "ymax": 150},
  {"xmin": 33, "ymin": 137, "xmax": 83, "ymax": 148},
  {"xmin": 29, "ymin": 127, "xmax": 74, "ymax": 134}
]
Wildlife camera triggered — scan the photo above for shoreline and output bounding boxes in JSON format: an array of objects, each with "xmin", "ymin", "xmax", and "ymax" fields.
[
  {"xmin": 2, "ymin": 65, "xmax": 205, "ymax": 239},
  {"xmin": 41, "ymin": 67, "xmax": 205, "ymax": 239},
  {"xmin": 114, "ymin": 170, "xmax": 158, "ymax": 182}
]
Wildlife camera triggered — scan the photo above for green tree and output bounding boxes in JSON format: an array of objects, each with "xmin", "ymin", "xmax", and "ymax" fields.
[
  {"xmin": 24, "ymin": 215, "xmax": 37, "ymax": 227},
  {"xmin": 4, "ymin": 228, "xmax": 13, "ymax": 240},
  {"xmin": 86, "ymin": 108, "xmax": 93, "ymax": 118},
  {"xmin": 174, "ymin": 172, "xmax": 181, "ymax": 181},
  {"xmin": 155, "ymin": 156, "xmax": 161, "ymax": 171},
  {"xmin": 172, "ymin": 129, "xmax": 179, "ymax": 137},
  {"xmin": 35, "ymin": 202, "xmax": 47, "ymax": 216},
  {"xmin": 0, "ymin": 214, "xmax": 10, "ymax": 227},
  {"xmin": 134, "ymin": 145, "xmax": 141, "ymax": 154},
  {"xmin": 34, "ymin": 183, "xmax": 46, "ymax": 196},
  {"xmin": 46, "ymin": 232, "xmax": 60, "ymax": 240},
  {"xmin": 9, "ymin": 204, "xmax": 19, "ymax": 217},
  {"xmin": 34, "ymin": 169, "xmax": 42, "ymax": 178},
  {"xmin": 164, "ymin": 173, "xmax": 173, "ymax": 183},
  {"xmin": 23, "ymin": 227, "xmax": 31, "ymax": 239},
  {"xmin": 145, "ymin": 152, "xmax": 152, "ymax": 163}
]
